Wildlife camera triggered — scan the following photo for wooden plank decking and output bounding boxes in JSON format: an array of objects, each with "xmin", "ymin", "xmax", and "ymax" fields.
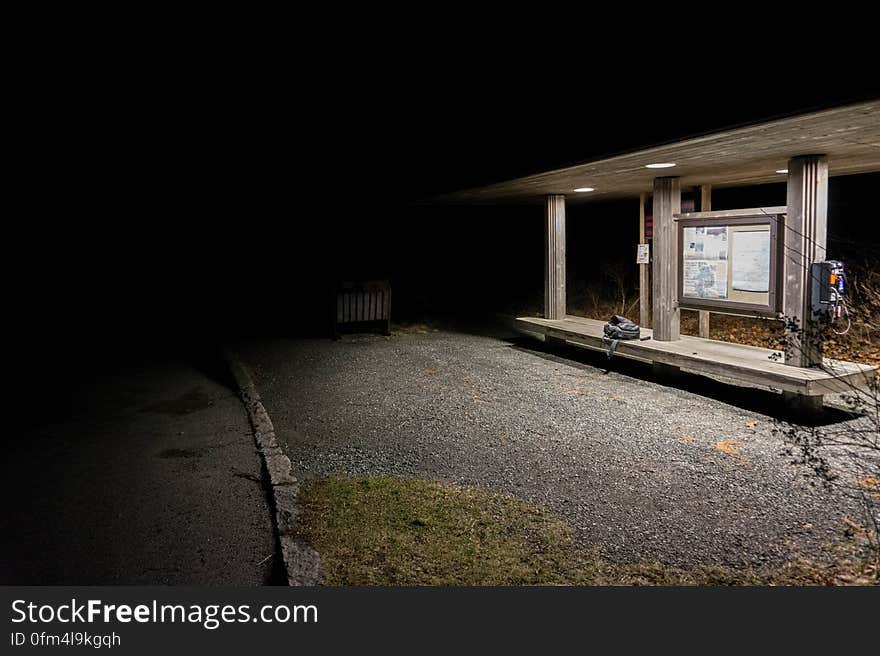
[{"xmin": 515, "ymin": 315, "xmax": 877, "ymax": 396}]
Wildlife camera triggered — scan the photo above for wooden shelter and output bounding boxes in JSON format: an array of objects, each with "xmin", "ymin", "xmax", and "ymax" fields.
[{"xmin": 445, "ymin": 101, "xmax": 880, "ymax": 407}]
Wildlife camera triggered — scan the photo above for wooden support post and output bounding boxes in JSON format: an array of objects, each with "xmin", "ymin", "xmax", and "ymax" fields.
[
  {"xmin": 639, "ymin": 192, "xmax": 649, "ymax": 329},
  {"xmin": 653, "ymin": 361, "xmax": 681, "ymax": 382},
  {"xmin": 698, "ymin": 307, "xmax": 711, "ymax": 339},
  {"xmin": 699, "ymin": 184, "xmax": 712, "ymax": 212},
  {"xmin": 651, "ymin": 177, "xmax": 681, "ymax": 341},
  {"xmin": 784, "ymin": 155, "xmax": 828, "ymax": 368},
  {"xmin": 782, "ymin": 391, "xmax": 824, "ymax": 414},
  {"xmin": 698, "ymin": 185, "xmax": 712, "ymax": 338},
  {"xmin": 544, "ymin": 194, "xmax": 566, "ymax": 320}
]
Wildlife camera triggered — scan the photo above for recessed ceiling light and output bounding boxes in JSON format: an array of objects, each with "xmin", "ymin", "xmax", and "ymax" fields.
[
  {"xmin": 645, "ymin": 162, "xmax": 676, "ymax": 169},
  {"xmin": 776, "ymin": 169, "xmax": 788, "ymax": 174},
  {"xmin": 574, "ymin": 187, "xmax": 595, "ymax": 192}
]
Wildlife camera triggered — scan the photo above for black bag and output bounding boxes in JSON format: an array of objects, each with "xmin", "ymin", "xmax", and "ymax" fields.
[
  {"xmin": 603, "ymin": 315, "xmax": 640, "ymax": 358},
  {"xmin": 603, "ymin": 315, "xmax": 640, "ymax": 340}
]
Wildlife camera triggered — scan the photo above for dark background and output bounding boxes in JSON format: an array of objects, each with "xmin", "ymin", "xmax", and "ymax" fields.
[
  {"xmin": 6, "ymin": 54, "xmax": 879, "ymax": 379},
  {"xmin": 4, "ymin": 20, "xmax": 879, "ymax": 593}
]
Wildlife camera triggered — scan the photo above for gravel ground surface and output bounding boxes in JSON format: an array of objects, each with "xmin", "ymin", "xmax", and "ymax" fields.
[{"xmin": 237, "ymin": 325, "xmax": 869, "ymax": 568}]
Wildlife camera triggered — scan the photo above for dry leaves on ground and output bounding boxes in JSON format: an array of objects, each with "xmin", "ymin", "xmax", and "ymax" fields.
[{"xmin": 715, "ymin": 439, "xmax": 744, "ymax": 456}]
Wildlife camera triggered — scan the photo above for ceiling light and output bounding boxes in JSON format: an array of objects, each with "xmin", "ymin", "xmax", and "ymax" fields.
[
  {"xmin": 645, "ymin": 162, "xmax": 676, "ymax": 169},
  {"xmin": 776, "ymin": 169, "xmax": 788, "ymax": 174},
  {"xmin": 574, "ymin": 187, "xmax": 595, "ymax": 192}
]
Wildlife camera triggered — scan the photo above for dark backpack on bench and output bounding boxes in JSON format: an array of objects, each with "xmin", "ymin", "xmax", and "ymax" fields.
[
  {"xmin": 603, "ymin": 315, "xmax": 640, "ymax": 340},
  {"xmin": 603, "ymin": 315, "xmax": 640, "ymax": 358}
]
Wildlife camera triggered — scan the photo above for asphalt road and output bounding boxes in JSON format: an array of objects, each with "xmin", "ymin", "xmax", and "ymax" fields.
[
  {"xmin": 237, "ymin": 325, "xmax": 867, "ymax": 569},
  {"xmin": 0, "ymin": 348, "xmax": 277, "ymax": 585}
]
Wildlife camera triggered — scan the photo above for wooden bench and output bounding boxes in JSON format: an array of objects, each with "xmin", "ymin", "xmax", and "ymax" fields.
[
  {"xmin": 515, "ymin": 315, "xmax": 876, "ymax": 397},
  {"xmin": 334, "ymin": 280, "xmax": 391, "ymax": 338}
]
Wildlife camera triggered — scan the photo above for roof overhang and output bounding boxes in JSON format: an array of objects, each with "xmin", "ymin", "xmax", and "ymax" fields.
[{"xmin": 441, "ymin": 100, "xmax": 880, "ymax": 204}]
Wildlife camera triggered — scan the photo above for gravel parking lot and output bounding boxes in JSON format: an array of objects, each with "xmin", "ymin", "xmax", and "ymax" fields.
[{"xmin": 237, "ymin": 326, "xmax": 866, "ymax": 568}]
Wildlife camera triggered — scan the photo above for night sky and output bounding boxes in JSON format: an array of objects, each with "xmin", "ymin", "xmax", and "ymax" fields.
[{"xmin": 8, "ymin": 60, "xmax": 879, "ymax": 379}]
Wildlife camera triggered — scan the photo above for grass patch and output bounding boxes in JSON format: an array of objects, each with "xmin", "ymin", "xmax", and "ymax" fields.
[
  {"xmin": 296, "ymin": 476, "xmax": 878, "ymax": 586},
  {"xmin": 298, "ymin": 476, "xmax": 579, "ymax": 585}
]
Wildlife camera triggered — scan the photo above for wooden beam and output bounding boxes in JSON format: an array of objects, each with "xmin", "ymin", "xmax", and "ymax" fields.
[
  {"xmin": 677, "ymin": 206, "xmax": 787, "ymax": 220},
  {"xmin": 639, "ymin": 192, "xmax": 649, "ymax": 328},
  {"xmin": 784, "ymin": 155, "xmax": 828, "ymax": 367},
  {"xmin": 651, "ymin": 177, "xmax": 681, "ymax": 341},
  {"xmin": 544, "ymin": 194, "xmax": 566, "ymax": 320},
  {"xmin": 698, "ymin": 185, "xmax": 712, "ymax": 338}
]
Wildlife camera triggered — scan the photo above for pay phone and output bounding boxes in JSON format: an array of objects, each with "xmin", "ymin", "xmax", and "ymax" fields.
[{"xmin": 810, "ymin": 260, "xmax": 849, "ymax": 334}]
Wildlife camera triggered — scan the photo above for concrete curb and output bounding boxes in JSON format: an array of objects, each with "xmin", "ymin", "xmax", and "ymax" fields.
[{"xmin": 222, "ymin": 347, "xmax": 322, "ymax": 586}]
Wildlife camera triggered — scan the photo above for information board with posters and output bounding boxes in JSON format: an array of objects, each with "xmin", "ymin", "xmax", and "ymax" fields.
[{"xmin": 677, "ymin": 210, "xmax": 783, "ymax": 316}]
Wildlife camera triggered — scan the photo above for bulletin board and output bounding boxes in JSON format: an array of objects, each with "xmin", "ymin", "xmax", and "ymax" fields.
[{"xmin": 677, "ymin": 212, "xmax": 783, "ymax": 316}]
